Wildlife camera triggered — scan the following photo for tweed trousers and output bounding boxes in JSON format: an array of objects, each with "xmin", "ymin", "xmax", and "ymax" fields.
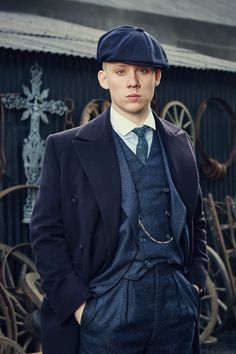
[{"xmin": 79, "ymin": 264, "xmax": 199, "ymax": 354}]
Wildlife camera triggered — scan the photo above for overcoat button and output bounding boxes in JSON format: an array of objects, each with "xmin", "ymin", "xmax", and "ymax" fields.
[
  {"xmin": 183, "ymin": 267, "xmax": 188, "ymax": 274},
  {"xmin": 71, "ymin": 195, "xmax": 78, "ymax": 204},
  {"xmin": 80, "ymin": 243, "xmax": 83, "ymax": 250}
]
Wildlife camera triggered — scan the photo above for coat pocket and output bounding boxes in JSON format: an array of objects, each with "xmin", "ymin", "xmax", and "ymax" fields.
[{"xmin": 80, "ymin": 297, "xmax": 98, "ymax": 328}]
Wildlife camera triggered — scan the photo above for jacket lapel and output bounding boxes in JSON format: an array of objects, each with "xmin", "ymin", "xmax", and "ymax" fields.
[{"xmin": 72, "ymin": 109, "xmax": 121, "ymax": 256}]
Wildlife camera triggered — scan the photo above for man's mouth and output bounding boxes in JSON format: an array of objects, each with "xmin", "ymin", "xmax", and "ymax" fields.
[{"xmin": 127, "ymin": 94, "xmax": 141, "ymax": 97}]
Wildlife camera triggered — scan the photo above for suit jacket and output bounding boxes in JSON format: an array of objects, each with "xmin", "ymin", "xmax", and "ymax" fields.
[{"xmin": 30, "ymin": 108, "xmax": 208, "ymax": 354}]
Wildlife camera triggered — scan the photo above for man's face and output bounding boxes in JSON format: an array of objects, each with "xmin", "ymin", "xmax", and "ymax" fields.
[{"xmin": 98, "ymin": 62, "xmax": 161, "ymax": 122}]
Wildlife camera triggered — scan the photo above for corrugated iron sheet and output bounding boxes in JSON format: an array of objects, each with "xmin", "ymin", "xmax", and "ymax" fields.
[
  {"xmin": 1, "ymin": 11, "xmax": 236, "ymax": 72},
  {"xmin": 79, "ymin": 0, "xmax": 236, "ymax": 27}
]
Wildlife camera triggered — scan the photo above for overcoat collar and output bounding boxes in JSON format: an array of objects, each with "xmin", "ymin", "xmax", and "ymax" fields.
[{"xmin": 72, "ymin": 107, "xmax": 198, "ymax": 251}]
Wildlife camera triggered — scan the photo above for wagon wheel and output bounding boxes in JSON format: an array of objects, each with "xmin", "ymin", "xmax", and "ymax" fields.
[
  {"xmin": 207, "ymin": 246, "xmax": 233, "ymax": 333},
  {"xmin": 7, "ymin": 291, "xmax": 41, "ymax": 353},
  {"xmin": 0, "ymin": 336, "xmax": 26, "ymax": 354},
  {"xmin": 0, "ymin": 243, "xmax": 36, "ymax": 291},
  {"xmin": 0, "ymin": 282, "xmax": 17, "ymax": 342},
  {"xmin": 199, "ymin": 275, "xmax": 218, "ymax": 343},
  {"xmin": 21, "ymin": 273, "xmax": 44, "ymax": 310},
  {"xmin": 0, "ymin": 281, "xmax": 41, "ymax": 353},
  {"xmin": 161, "ymin": 101, "xmax": 195, "ymax": 145},
  {"xmin": 0, "ymin": 245, "xmax": 41, "ymax": 353}
]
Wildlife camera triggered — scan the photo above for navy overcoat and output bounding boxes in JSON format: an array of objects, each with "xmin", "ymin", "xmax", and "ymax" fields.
[{"xmin": 30, "ymin": 108, "xmax": 208, "ymax": 354}]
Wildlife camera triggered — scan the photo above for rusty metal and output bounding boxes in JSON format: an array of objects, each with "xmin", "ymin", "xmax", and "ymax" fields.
[
  {"xmin": 0, "ymin": 185, "xmax": 38, "ymax": 200},
  {"xmin": 0, "ymin": 336, "xmax": 26, "ymax": 354},
  {"xmin": 6, "ymin": 287, "xmax": 41, "ymax": 353},
  {"xmin": 0, "ymin": 243, "xmax": 41, "ymax": 353},
  {"xmin": 207, "ymin": 245, "xmax": 233, "ymax": 332},
  {"xmin": 64, "ymin": 98, "xmax": 75, "ymax": 130},
  {"xmin": 80, "ymin": 99, "xmax": 110, "ymax": 125},
  {"xmin": 195, "ymin": 98, "xmax": 236, "ymax": 179},
  {"xmin": 0, "ymin": 282, "xmax": 17, "ymax": 342},
  {"xmin": 200, "ymin": 275, "xmax": 218, "ymax": 344},
  {"xmin": 226, "ymin": 196, "xmax": 236, "ymax": 251},
  {"xmin": 21, "ymin": 273, "xmax": 43, "ymax": 310},
  {"xmin": 206, "ymin": 194, "xmax": 236, "ymax": 318},
  {"xmin": 161, "ymin": 100, "xmax": 196, "ymax": 145},
  {"xmin": 0, "ymin": 243, "xmax": 36, "ymax": 290}
]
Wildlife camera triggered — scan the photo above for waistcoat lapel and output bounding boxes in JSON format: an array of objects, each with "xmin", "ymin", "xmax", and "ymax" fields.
[{"xmin": 112, "ymin": 133, "xmax": 139, "ymax": 237}]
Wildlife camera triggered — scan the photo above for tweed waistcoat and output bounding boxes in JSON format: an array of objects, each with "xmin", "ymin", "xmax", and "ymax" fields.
[{"xmin": 88, "ymin": 130, "xmax": 185, "ymax": 294}]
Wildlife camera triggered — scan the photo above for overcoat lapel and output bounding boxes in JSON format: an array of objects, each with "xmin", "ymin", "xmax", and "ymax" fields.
[
  {"xmin": 154, "ymin": 112, "xmax": 199, "ymax": 217},
  {"xmin": 72, "ymin": 109, "xmax": 121, "ymax": 256}
]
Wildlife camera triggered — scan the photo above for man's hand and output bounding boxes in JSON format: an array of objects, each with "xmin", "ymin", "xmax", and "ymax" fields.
[{"xmin": 74, "ymin": 302, "xmax": 86, "ymax": 325}]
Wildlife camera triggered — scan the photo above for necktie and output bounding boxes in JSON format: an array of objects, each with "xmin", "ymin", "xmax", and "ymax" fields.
[{"xmin": 132, "ymin": 126, "xmax": 148, "ymax": 163}]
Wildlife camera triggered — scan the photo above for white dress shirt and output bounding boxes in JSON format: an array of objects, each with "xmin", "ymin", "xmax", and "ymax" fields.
[{"xmin": 110, "ymin": 106, "xmax": 156, "ymax": 157}]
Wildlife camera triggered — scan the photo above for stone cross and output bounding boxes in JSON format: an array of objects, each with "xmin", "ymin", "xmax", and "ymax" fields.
[{"xmin": 1, "ymin": 63, "xmax": 67, "ymax": 223}]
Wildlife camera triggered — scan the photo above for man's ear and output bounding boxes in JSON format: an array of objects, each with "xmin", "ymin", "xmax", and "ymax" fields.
[
  {"xmin": 97, "ymin": 70, "xmax": 109, "ymax": 89},
  {"xmin": 155, "ymin": 69, "xmax": 162, "ymax": 87}
]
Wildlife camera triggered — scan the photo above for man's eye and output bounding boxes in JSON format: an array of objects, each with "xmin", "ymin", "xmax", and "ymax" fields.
[
  {"xmin": 138, "ymin": 68, "xmax": 148, "ymax": 74},
  {"xmin": 116, "ymin": 70, "xmax": 125, "ymax": 75}
]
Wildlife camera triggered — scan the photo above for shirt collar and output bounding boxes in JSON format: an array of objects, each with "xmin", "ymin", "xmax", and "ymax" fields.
[{"xmin": 110, "ymin": 105, "xmax": 156, "ymax": 137}]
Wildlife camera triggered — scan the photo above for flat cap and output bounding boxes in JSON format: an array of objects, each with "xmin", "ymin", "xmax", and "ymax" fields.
[{"xmin": 97, "ymin": 25, "xmax": 169, "ymax": 69}]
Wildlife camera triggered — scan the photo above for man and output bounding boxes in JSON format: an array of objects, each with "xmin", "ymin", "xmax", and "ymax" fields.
[{"xmin": 30, "ymin": 26, "xmax": 208, "ymax": 354}]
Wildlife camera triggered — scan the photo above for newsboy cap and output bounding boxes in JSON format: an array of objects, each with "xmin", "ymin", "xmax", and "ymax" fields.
[{"xmin": 97, "ymin": 25, "xmax": 169, "ymax": 69}]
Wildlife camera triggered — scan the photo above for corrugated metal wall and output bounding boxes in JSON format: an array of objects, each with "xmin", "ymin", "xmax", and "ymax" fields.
[
  {"xmin": 0, "ymin": 48, "xmax": 236, "ymax": 245},
  {"xmin": 158, "ymin": 67, "xmax": 236, "ymax": 202}
]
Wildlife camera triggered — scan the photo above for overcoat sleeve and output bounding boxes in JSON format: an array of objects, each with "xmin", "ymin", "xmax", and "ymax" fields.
[
  {"xmin": 186, "ymin": 187, "xmax": 208, "ymax": 291},
  {"xmin": 30, "ymin": 134, "xmax": 91, "ymax": 325},
  {"xmin": 184, "ymin": 134, "xmax": 208, "ymax": 291}
]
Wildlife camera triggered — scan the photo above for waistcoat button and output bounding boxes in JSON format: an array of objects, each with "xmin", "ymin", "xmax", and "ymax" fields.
[
  {"xmin": 140, "ymin": 237, "xmax": 146, "ymax": 243},
  {"xmin": 144, "ymin": 259, "xmax": 150, "ymax": 266}
]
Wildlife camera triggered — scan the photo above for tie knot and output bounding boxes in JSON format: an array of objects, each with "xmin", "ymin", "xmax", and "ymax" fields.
[{"xmin": 132, "ymin": 126, "xmax": 147, "ymax": 138}]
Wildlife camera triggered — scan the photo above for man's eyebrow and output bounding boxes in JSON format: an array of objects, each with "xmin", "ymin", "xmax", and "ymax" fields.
[{"xmin": 113, "ymin": 64, "xmax": 127, "ymax": 68}]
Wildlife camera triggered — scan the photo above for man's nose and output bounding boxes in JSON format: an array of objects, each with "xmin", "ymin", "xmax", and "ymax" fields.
[{"xmin": 127, "ymin": 73, "xmax": 140, "ymax": 87}]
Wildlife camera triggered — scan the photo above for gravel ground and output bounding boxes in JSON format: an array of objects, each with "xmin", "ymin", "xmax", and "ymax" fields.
[{"xmin": 201, "ymin": 326, "xmax": 236, "ymax": 354}]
